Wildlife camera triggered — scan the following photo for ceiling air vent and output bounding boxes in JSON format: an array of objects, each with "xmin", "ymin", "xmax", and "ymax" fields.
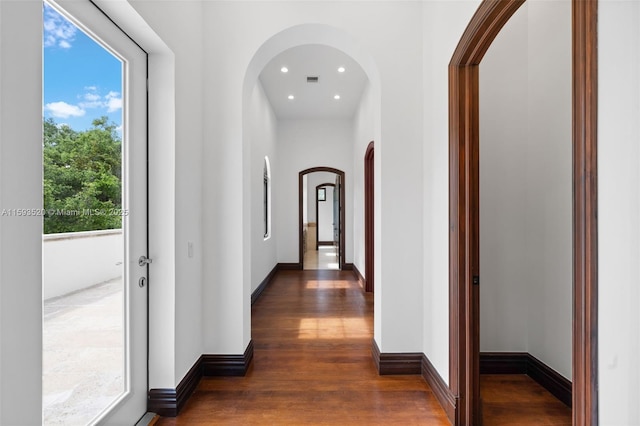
[{"xmin": 306, "ymin": 76, "xmax": 319, "ymax": 83}]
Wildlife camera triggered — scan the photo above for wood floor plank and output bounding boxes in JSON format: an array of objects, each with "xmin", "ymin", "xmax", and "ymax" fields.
[
  {"xmin": 155, "ymin": 270, "xmax": 572, "ymax": 425},
  {"xmin": 155, "ymin": 270, "xmax": 448, "ymax": 425},
  {"xmin": 481, "ymin": 375, "xmax": 572, "ymax": 425}
]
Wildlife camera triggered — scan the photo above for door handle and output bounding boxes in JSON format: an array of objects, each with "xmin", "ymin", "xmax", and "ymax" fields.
[{"xmin": 138, "ymin": 255, "xmax": 153, "ymax": 267}]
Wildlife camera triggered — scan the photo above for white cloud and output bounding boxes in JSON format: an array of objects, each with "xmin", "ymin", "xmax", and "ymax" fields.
[
  {"xmin": 45, "ymin": 102, "xmax": 86, "ymax": 119},
  {"xmin": 43, "ymin": 5, "xmax": 77, "ymax": 50},
  {"xmin": 105, "ymin": 91, "xmax": 122, "ymax": 112},
  {"xmin": 77, "ymin": 89, "xmax": 122, "ymax": 112},
  {"xmin": 47, "ymin": 88, "xmax": 121, "ymax": 121},
  {"xmin": 78, "ymin": 91, "xmax": 103, "ymax": 109},
  {"xmin": 106, "ymin": 97, "xmax": 123, "ymax": 113},
  {"xmin": 84, "ymin": 93, "xmax": 101, "ymax": 102}
]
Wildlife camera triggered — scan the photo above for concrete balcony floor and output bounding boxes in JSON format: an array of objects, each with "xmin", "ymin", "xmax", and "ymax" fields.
[{"xmin": 43, "ymin": 278, "xmax": 124, "ymax": 425}]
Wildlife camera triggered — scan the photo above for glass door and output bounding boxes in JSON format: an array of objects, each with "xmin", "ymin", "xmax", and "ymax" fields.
[{"xmin": 42, "ymin": 1, "xmax": 148, "ymax": 424}]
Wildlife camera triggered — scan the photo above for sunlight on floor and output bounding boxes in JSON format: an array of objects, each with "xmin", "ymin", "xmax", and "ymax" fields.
[
  {"xmin": 298, "ymin": 317, "xmax": 369, "ymax": 339},
  {"xmin": 305, "ymin": 280, "xmax": 352, "ymax": 289},
  {"xmin": 303, "ymin": 245, "xmax": 339, "ymax": 270}
]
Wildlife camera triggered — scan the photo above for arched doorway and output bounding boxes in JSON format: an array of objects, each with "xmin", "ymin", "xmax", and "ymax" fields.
[
  {"xmin": 299, "ymin": 167, "xmax": 346, "ymax": 270},
  {"xmin": 448, "ymin": 1, "xmax": 598, "ymax": 424}
]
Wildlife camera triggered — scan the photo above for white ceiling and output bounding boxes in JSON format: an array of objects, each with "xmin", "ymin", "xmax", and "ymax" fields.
[{"xmin": 258, "ymin": 44, "xmax": 368, "ymax": 120}]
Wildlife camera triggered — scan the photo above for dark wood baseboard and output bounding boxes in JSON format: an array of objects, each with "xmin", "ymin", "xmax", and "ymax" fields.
[
  {"xmin": 371, "ymin": 340, "xmax": 422, "ymax": 375},
  {"xmin": 480, "ymin": 352, "xmax": 528, "ymax": 374},
  {"xmin": 480, "ymin": 352, "xmax": 572, "ymax": 407},
  {"xmin": 148, "ymin": 340, "xmax": 254, "ymax": 417},
  {"xmin": 351, "ymin": 264, "xmax": 365, "ymax": 289},
  {"xmin": 342, "ymin": 262, "xmax": 354, "ymax": 271},
  {"xmin": 148, "ymin": 388, "xmax": 180, "ymax": 418},
  {"xmin": 202, "ymin": 340, "xmax": 254, "ymax": 377},
  {"xmin": 251, "ymin": 265, "xmax": 278, "ymax": 305},
  {"xmin": 318, "ymin": 241, "xmax": 334, "ymax": 246},
  {"xmin": 526, "ymin": 353, "xmax": 572, "ymax": 408},
  {"xmin": 277, "ymin": 262, "xmax": 302, "ymax": 270},
  {"xmin": 421, "ymin": 354, "xmax": 458, "ymax": 425},
  {"xmin": 147, "ymin": 349, "xmax": 203, "ymax": 417}
]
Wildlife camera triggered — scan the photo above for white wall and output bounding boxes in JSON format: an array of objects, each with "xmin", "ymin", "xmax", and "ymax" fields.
[
  {"xmin": 352, "ymin": 82, "xmax": 374, "ymax": 277},
  {"xmin": 599, "ymin": 1, "xmax": 640, "ymax": 424},
  {"xmin": 422, "ymin": 0, "xmax": 482, "ymax": 384},
  {"xmin": 479, "ymin": 0, "xmax": 572, "ymax": 380},
  {"xmin": 249, "ymin": 80, "xmax": 278, "ymax": 292},
  {"xmin": 479, "ymin": 4, "xmax": 530, "ymax": 354},
  {"xmin": 275, "ymin": 120, "xmax": 353, "ymax": 262},
  {"xmin": 0, "ymin": 1, "xmax": 43, "ymax": 422},
  {"xmin": 116, "ymin": 0, "xmax": 205, "ymax": 388},
  {"xmin": 43, "ymin": 230, "xmax": 123, "ymax": 300},
  {"xmin": 318, "ymin": 186, "xmax": 334, "ymax": 242},
  {"xmin": 525, "ymin": 0, "xmax": 572, "ymax": 380}
]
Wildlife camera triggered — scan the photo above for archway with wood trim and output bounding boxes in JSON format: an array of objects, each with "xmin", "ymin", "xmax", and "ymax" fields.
[
  {"xmin": 448, "ymin": 0, "xmax": 598, "ymax": 425},
  {"xmin": 364, "ymin": 141, "xmax": 374, "ymax": 293},
  {"xmin": 299, "ymin": 167, "xmax": 346, "ymax": 270}
]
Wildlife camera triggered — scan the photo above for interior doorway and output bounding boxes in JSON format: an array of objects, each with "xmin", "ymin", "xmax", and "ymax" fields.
[
  {"xmin": 448, "ymin": 1, "xmax": 598, "ymax": 425},
  {"xmin": 364, "ymin": 142, "xmax": 374, "ymax": 293},
  {"xmin": 299, "ymin": 167, "xmax": 345, "ymax": 270},
  {"xmin": 303, "ymin": 182, "xmax": 339, "ymax": 270}
]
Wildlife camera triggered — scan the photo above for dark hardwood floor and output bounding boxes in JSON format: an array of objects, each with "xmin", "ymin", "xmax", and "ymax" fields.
[
  {"xmin": 155, "ymin": 269, "xmax": 571, "ymax": 425},
  {"xmin": 481, "ymin": 374, "xmax": 571, "ymax": 425},
  {"xmin": 155, "ymin": 270, "xmax": 448, "ymax": 425}
]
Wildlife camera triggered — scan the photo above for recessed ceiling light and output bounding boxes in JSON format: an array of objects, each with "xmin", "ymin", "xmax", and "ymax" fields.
[
  {"xmin": 288, "ymin": 95, "xmax": 295, "ymax": 100},
  {"xmin": 281, "ymin": 66, "xmax": 289, "ymax": 73},
  {"xmin": 334, "ymin": 94, "xmax": 341, "ymax": 100},
  {"xmin": 337, "ymin": 66, "xmax": 346, "ymax": 73}
]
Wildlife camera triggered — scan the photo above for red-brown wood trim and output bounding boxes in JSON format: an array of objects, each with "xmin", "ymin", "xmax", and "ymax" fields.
[
  {"xmin": 351, "ymin": 263, "xmax": 366, "ymax": 289},
  {"xmin": 572, "ymin": 0, "xmax": 598, "ymax": 424},
  {"xmin": 480, "ymin": 352, "xmax": 572, "ymax": 408},
  {"xmin": 251, "ymin": 264, "xmax": 278, "ymax": 305},
  {"xmin": 371, "ymin": 340, "xmax": 422, "ymax": 375},
  {"xmin": 315, "ymin": 183, "xmax": 335, "ymax": 251},
  {"xmin": 299, "ymin": 167, "xmax": 346, "ymax": 270},
  {"xmin": 364, "ymin": 141, "xmax": 374, "ymax": 293},
  {"xmin": 422, "ymin": 354, "xmax": 458, "ymax": 424},
  {"xmin": 448, "ymin": 0, "xmax": 597, "ymax": 425},
  {"xmin": 277, "ymin": 262, "xmax": 302, "ymax": 270}
]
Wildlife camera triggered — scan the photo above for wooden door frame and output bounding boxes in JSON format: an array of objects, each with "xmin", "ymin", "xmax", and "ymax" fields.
[
  {"xmin": 299, "ymin": 167, "xmax": 346, "ymax": 270},
  {"xmin": 315, "ymin": 182, "xmax": 336, "ymax": 250},
  {"xmin": 448, "ymin": 1, "xmax": 598, "ymax": 425},
  {"xmin": 364, "ymin": 142, "xmax": 374, "ymax": 293}
]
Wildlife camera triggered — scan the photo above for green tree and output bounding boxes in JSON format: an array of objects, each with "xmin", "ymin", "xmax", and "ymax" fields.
[{"xmin": 43, "ymin": 117, "xmax": 123, "ymax": 234}]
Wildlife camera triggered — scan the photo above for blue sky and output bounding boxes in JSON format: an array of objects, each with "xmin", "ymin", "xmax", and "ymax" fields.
[{"xmin": 43, "ymin": 3, "xmax": 122, "ymax": 131}]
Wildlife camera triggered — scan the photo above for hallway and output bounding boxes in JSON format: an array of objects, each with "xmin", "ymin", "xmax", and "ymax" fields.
[
  {"xmin": 154, "ymin": 269, "xmax": 572, "ymax": 425},
  {"xmin": 155, "ymin": 270, "xmax": 449, "ymax": 425}
]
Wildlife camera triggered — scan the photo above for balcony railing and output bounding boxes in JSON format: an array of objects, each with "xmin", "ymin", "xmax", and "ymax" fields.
[{"xmin": 43, "ymin": 229, "xmax": 123, "ymax": 300}]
